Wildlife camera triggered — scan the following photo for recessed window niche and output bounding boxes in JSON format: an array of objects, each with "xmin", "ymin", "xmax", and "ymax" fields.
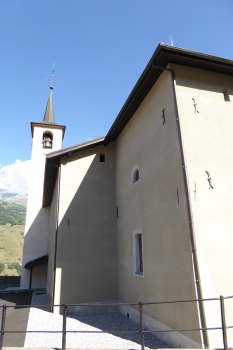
[{"xmin": 131, "ymin": 165, "xmax": 140, "ymax": 185}]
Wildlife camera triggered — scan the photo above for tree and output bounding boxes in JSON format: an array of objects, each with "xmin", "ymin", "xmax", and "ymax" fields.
[
  {"xmin": 0, "ymin": 263, "xmax": 5, "ymax": 274},
  {"xmin": 7, "ymin": 262, "xmax": 22, "ymax": 275}
]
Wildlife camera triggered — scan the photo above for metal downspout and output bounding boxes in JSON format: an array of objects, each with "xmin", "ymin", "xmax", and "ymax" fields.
[
  {"xmin": 152, "ymin": 64, "xmax": 209, "ymax": 348},
  {"xmin": 52, "ymin": 166, "xmax": 61, "ymax": 312},
  {"xmin": 29, "ymin": 267, "xmax": 33, "ymax": 289}
]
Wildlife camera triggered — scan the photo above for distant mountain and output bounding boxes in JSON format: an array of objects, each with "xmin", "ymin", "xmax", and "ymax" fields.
[
  {"xmin": 0, "ymin": 188, "xmax": 18, "ymax": 200},
  {"xmin": 0, "ymin": 188, "xmax": 27, "ymax": 207}
]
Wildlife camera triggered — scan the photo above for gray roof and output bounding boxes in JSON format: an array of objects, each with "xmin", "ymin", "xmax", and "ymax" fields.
[
  {"xmin": 46, "ymin": 136, "xmax": 105, "ymax": 159},
  {"xmin": 24, "ymin": 254, "xmax": 48, "ymax": 269},
  {"xmin": 43, "ymin": 90, "xmax": 56, "ymax": 124}
]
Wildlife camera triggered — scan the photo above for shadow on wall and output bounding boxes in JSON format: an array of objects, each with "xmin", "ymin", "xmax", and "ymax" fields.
[
  {"xmin": 21, "ymin": 206, "xmax": 50, "ymax": 289},
  {"xmin": 55, "ymin": 149, "xmax": 118, "ymax": 308},
  {"xmin": 23, "ymin": 206, "xmax": 50, "ymax": 257},
  {"xmin": 174, "ymin": 64, "xmax": 233, "ymax": 93}
]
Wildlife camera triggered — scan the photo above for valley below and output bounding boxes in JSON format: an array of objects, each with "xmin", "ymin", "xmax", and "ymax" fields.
[
  {"xmin": 0, "ymin": 190, "xmax": 27, "ymax": 277},
  {"xmin": 0, "ymin": 224, "xmax": 24, "ymax": 276}
]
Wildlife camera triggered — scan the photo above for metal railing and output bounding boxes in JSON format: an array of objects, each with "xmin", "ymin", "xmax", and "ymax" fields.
[{"xmin": 0, "ymin": 294, "xmax": 232, "ymax": 350}]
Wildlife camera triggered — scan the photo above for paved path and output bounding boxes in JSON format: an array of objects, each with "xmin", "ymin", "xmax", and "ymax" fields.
[
  {"xmin": 0, "ymin": 291, "xmax": 32, "ymax": 347},
  {"xmin": 3, "ymin": 348, "xmax": 175, "ymax": 350},
  {"xmin": 2, "ymin": 348, "xmax": 175, "ymax": 350}
]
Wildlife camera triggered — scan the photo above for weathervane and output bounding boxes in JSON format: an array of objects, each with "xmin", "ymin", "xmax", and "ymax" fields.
[{"xmin": 46, "ymin": 63, "xmax": 59, "ymax": 90}]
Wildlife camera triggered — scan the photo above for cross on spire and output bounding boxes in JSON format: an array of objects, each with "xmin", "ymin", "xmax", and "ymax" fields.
[{"xmin": 46, "ymin": 63, "xmax": 59, "ymax": 90}]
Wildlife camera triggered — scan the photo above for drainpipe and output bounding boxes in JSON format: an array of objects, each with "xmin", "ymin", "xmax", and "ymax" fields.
[
  {"xmin": 152, "ymin": 63, "xmax": 209, "ymax": 348},
  {"xmin": 51, "ymin": 165, "xmax": 61, "ymax": 313},
  {"xmin": 29, "ymin": 267, "xmax": 33, "ymax": 289}
]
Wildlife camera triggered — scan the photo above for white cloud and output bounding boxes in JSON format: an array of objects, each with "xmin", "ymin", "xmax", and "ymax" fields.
[{"xmin": 0, "ymin": 160, "xmax": 31, "ymax": 195}]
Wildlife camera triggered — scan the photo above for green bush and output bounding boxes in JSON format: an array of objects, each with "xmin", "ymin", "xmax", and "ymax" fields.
[
  {"xmin": 0, "ymin": 263, "xmax": 5, "ymax": 274},
  {"xmin": 7, "ymin": 262, "xmax": 22, "ymax": 275}
]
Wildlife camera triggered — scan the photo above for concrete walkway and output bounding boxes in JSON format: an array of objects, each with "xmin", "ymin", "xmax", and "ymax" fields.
[
  {"xmin": 1, "ymin": 348, "xmax": 202, "ymax": 350},
  {"xmin": 0, "ymin": 291, "xmax": 32, "ymax": 347}
]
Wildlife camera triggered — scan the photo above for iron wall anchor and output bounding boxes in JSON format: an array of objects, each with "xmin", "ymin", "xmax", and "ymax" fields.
[
  {"xmin": 192, "ymin": 98, "xmax": 199, "ymax": 113},
  {"xmin": 162, "ymin": 108, "xmax": 166, "ymax": 125},
  {"xmin": 205, "ymin": 171, "xmax": 214, "ymax": 189}
]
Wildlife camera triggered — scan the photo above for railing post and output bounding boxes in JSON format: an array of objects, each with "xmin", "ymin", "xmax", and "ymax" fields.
[
  {"xmin": 139, "ymin": 301, "xmax": 145, "ymax": 350},
  {"xmin": 220, "ymin": 295, "xmax": 228, "ymax": 350},
  {"xmin": 0, "ymin": 305, "xmax": 6, "ymax": 350},
  {"xmin": 62, "ymin": 303, "xmax": 67, "ymax": 350}
]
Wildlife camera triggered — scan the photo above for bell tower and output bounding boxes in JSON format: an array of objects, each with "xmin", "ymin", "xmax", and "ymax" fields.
[{"xmin": 21, "ymin": 71, "xmax": 66, "ymax": 289}]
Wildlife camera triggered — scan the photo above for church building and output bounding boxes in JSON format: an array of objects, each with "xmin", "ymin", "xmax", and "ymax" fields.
[{"xmin": 21, "ymin": 44, "xmax": 233, "ymax": 348}]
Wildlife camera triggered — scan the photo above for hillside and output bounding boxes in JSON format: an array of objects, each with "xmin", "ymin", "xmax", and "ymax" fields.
[
  {"xmin": 0, "ymin": 188, "xmax": 19, "ymax": 200},
  {"xmin": 5, "ymin": 195, "xmax": 28, "ymax": 207},
  {"xmin": 0, "ymin": 191, "xmax": 27, "ymax": 276},
  {"xmin": 0, "ymin": 188, "xmax": 27, "ymax": 207},
  {"xmin": 0, "ymin": 224, "xmax": 24, "ymax": 276},
  {"xmin": 0, "ymin": 200, "xmax": 26, "ymax": 225}
]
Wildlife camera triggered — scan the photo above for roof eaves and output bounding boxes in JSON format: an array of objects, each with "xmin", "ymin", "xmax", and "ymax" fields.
[
  {"xmin": 46, "ymin": 136, "xmax": 105, "ymax": 159},
  {"xmin": 42, "ymin": 136, "xmax": 105, "ymax": 207},
  {"xmin": 31, "ymin": 122, "xmax": 66, "ymax": 139},
  {"xmin": 24, "ymin": 254, "xmax": 48, "ymax": 269},
  {"xmin": 160, "ymin": 44, "xmax": 233, "ymax": 67},
  {"xmin": 105, "ymin": 43, "xmax": 233, "ymax": 142},
  {"xmin": 105, "ymin": 43, "xmax": 164, "ymax": 142}
]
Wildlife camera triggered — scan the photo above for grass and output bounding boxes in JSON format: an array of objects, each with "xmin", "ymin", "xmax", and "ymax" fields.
[{"xmin": 0, "ymin": 224, "xmax": 24, "ymax": 275}]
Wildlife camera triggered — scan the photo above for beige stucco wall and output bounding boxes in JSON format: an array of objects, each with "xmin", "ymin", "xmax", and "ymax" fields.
[
  {"xmin": 116, "ymin": 70, "xmax": 202, "ymax": 346},
  {"xmin": 21, "ymin": 125, "xmax": 63, "ymax": 289},
  {"xmin": 46, "ymin": 174, "xmax": 59, "ymax": 300},
  {"xmin": 53, "ymin": 143, "xmax": 118, "ymax": 312},
  {"xmin": 174, "ymin": 63, "xmax": 233, "ymax": 347}
]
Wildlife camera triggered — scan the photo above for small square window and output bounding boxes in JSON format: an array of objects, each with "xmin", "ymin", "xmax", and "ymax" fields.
[
  {"xmin": 133, "ymin": 230, "xmax": 144, "ymax": 276},
  {"xmin": 100, "ymin": 153, "xmax": 105, "ymax": 162}
]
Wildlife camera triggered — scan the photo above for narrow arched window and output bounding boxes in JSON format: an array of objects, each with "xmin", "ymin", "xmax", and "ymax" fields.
[
  {"xmin": 131, "ymin": 166, "xmax": 140, "ymax": 185},
  {"xmin": 133, "ymin": 169, "xmax": 139, "ymax": 183},
  {"xmin": 42, "ymin": 132, "xmax": 53, "ymax": 149}
]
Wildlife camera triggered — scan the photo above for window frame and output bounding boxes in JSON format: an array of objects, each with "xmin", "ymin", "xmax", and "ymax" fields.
[{"xmin": 132, "ymin": 229, "xmax": 144, "ymax": 277}]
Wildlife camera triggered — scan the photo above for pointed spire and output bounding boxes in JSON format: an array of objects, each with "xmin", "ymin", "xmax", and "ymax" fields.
[
  {"xmin": 43, "ymin": 89, "xmax": 56, "ymax": 124},
  {"xmin": 43, "ymin": 64, "xmax": 59, "ymax": 124}
]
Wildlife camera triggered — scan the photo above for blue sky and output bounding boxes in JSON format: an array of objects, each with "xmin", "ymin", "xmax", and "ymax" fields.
[{"xmin": 0, "ymin": 0, "xmax": 233, "ymax": 194}]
